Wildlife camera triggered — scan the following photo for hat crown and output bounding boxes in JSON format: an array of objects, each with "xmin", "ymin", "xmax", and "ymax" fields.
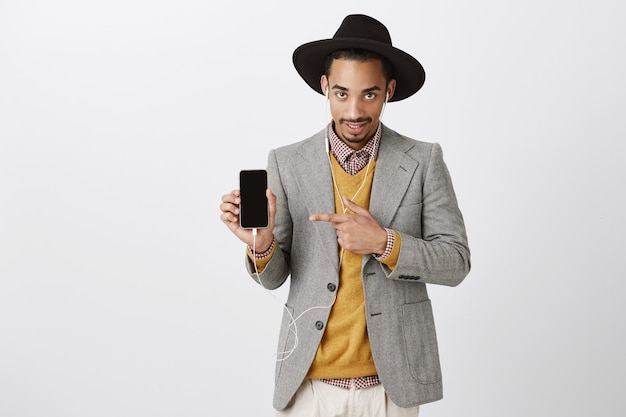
[
  {"xmin": 333, "ymin": 14, "xmax": 392, "ymax": 46},
  {"xmin": 292, "ymin": 14, "xmax": 425, "ymax": 101}
]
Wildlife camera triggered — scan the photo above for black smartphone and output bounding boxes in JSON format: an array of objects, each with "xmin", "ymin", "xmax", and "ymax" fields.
[{"xmin": 239, "ymin": 169, "xmax": 269, "ymax": 229}]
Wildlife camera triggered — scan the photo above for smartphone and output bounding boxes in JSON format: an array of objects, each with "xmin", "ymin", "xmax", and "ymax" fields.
[{"xmin": 239, "ymin": 169, "xmax": 269, "ymax": 229}]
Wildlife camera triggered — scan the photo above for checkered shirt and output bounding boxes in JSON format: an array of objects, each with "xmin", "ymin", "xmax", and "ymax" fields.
[
  {"xmin": 327, "ymin": 122, "xmax": 382, "ymax": 175},
  {"xmin": 320, "ymin": 375, "xmax": 381, "ymax": 390}
]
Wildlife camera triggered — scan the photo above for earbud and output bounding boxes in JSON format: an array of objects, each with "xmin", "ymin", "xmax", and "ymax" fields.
[
  {"xmin": 385, "ymin": 91, "xmax": 389, "ymax": 102},
  {"xmin": 325, "ymin": 88, "xmax": 329, "ymax": 98}
]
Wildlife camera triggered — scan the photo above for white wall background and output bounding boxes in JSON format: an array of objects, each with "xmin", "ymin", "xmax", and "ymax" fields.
[{"xmin": 1, "ymin": 1, "xmax": 625, "ymax": 416}]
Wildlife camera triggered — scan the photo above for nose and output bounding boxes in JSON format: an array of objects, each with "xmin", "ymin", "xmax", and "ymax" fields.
[{"xmin": 345, "ymin": 97, "xmax": 364, "ymax": 120}]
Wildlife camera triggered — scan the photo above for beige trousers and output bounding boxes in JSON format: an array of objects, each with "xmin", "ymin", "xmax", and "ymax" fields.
[{"xmin": 276, "ymin": 379, "xmax": 420, "ymax": 417}]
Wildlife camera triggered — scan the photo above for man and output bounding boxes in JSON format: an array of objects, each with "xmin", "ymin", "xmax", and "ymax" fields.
[{"xmin": 220, "ymin": 14, "xmax": 470, "ymax": 416}]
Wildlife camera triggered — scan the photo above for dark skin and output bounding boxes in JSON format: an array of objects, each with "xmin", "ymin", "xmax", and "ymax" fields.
[{"xmin": 220, "ymin": 57, "xmax": 395, "ymax": 255}]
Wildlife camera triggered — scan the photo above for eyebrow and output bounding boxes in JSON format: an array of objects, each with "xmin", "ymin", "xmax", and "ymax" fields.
[{"xmin": 331, "ymin": 84, "xmax": 382, "ymax": 93}]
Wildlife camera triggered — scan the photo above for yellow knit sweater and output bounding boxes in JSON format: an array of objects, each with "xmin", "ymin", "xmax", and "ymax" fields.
[
  {"xmin": 248, "ymin": 152, "xmax": 401, "ymax": 378},
  {"xmin": 306, "ymin": 154, "xmax": 379, "ymax": 379}
]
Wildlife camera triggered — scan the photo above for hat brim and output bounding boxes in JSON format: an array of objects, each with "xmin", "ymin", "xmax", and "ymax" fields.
[{"xmin": 292, "ymin": 38, "xmax": 425, "ymax": 102}]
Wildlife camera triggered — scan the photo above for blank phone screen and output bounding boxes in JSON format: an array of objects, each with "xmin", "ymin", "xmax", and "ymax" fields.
[{"xmin": 239, "ymin": 170, "xmax": 268, "ymax": 228}]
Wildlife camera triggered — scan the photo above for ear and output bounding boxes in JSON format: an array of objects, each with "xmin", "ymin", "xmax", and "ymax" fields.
[
  {"xmin": 386, "ymin": 79, "xmax": 397, "ymax": 101},
  {"xmin": 320, "ymin": 75, "xmax": 329, "ymax": 97}
]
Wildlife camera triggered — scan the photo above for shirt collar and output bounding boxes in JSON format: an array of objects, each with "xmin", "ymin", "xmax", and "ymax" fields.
[{"xmin": 327, "ymin": 122, "xmax": 382, "ymax": 164}]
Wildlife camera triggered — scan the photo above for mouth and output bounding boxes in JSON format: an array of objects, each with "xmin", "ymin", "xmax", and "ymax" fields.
[{"xmin": 342, "ymin": 120, "xmax": 369, "ymax": 136}]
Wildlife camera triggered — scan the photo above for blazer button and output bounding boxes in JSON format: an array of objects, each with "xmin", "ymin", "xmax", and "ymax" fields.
[
  {"xmin": 327, "ymin": 283, "xmax": 337, "ymax": 292},
  {"xmin": 315, "ymin": 321, "xmax": 324, "ymax": 330}
]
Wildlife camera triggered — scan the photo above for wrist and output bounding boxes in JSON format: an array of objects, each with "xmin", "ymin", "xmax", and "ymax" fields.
[
  {"xmin": 249, "ymin": 235, "xmax": 275, "ymax": 257},
  {"xmin": 373, "ymin": 228, "xmax": 394, "ymax": 259}
]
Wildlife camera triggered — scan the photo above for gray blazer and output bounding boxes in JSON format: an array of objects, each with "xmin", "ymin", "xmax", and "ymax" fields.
[{"xmin": 246, "ymin": 124, "xmax": 470, "ymax": 410}]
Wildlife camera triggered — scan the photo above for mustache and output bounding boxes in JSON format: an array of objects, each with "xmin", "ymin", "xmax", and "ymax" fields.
[{"xmin": 339, "ymin": 117, "xmax": 372, "ymax": 124}]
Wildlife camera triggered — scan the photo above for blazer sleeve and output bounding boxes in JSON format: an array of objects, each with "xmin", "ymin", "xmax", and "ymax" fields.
[
  {"xmin": 244, "ymin": 149, "xmax": 292, "ymax": 290},
  {"xmin": 384, "ymin": 143, "xmax": 471, "ymax": 287}
]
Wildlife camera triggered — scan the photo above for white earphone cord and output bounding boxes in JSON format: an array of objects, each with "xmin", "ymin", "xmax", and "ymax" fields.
[
  {"xmin": 252, "ymin": 228, "xmax": 336, "ymax": 362},
  {"xmin": 250, "ymin": 91, "xmax": 386, "ymax": 362}
]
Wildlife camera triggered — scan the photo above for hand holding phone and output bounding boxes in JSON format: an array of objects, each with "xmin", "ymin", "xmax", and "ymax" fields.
[{"xmin": 239, "ymin": 169, "xmax": 269, "ymax": 229}]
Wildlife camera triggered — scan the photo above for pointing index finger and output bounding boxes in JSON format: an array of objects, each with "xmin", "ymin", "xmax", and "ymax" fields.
[{"xmin": 309, "ymin": 213, "xmax": 349, "ymax": 223}]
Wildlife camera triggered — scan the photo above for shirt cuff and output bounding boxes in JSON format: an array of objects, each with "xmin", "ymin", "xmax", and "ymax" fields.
[
  {"xmin": 373, "ymin": 228, "xmax": 395, "ymax": 259},
  {"xmin": 247, "ymin": 237, "xmax": 276, "ymax": 260},
  {"xmin": 247, "ymin": 237, "xmax": 276, "ymax": 273},
  {"xmin": 373, "ymin": 229, "xmax": 401, "ymax": 270}
]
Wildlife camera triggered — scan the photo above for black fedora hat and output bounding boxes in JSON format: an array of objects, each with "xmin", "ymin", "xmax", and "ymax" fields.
[{"xmin": 292, "ymin": 14, "xmax": 425, "ymax": 102}]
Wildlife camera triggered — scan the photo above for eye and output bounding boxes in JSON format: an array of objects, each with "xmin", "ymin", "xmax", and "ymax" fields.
[
  {"xmin": 365, "ymin": 92, "xmax": 377, "ymax": 100},
  {"xmin": 336, "ymin": 91, "xmax": 347, "ymax": 99}
]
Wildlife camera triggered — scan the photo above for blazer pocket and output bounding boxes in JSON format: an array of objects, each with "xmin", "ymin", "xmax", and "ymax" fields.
[{"xmin": 401, "ymin": 300, "xmax": 442, "ymax": 384}]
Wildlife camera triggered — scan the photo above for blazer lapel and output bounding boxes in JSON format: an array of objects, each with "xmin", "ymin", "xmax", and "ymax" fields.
[
  {"xmin": 370, "ymin": 126, "xmax": 419, "ymax": 228},
  {"xmin": 292, "ymin": 131, "xmax": 340, "ymax": 267}
]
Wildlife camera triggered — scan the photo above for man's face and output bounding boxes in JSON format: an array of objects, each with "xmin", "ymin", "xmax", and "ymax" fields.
[{"xmin": 321, "ymin": 58, "xmax": 395, "ymax": 150}]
